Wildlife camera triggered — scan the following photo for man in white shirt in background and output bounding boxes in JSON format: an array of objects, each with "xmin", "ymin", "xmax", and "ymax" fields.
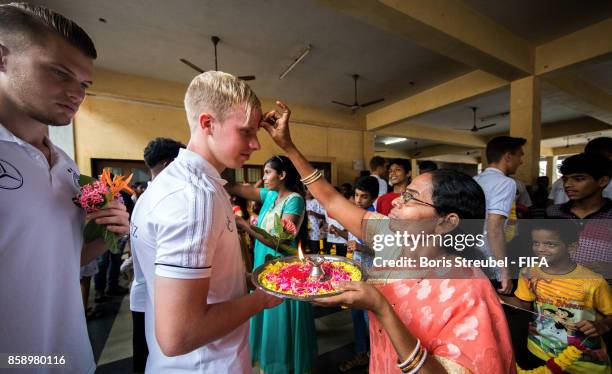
[
  {"xmin": 548, "ymin": 137, "xmax": 612, "ymax": 205},
  {"xmin": 325, "ymin": 209, "xmax": 349, "ymax": 256},
  {"xmin": 0, "ymin": 4, "xmax": 130, "ymax": 373},
  {"xmin": 305, "ymin": 188, "xmax": 326, "ymax": 254},
  {"xmin": 474, "ymin": 136, "xmax": 526, "ymax": 294},
  {"xmin": 129, "ymin": 137, "xmax": 185, "ymax": 373},
  {"xmin": 130, "ymin": 71, "xmax": 280, "ymax": 373},
  {"xmin": 369, "ymin": 156, "xmax": 388, "ymax": 197}
]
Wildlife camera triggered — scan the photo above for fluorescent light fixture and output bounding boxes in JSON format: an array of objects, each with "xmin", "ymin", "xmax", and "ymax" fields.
[
  {"xmin": 279, "ymin": 45, "xmax": 312, "ymax": 80},
  {"xmin": 382, "ymin": 137, "xmax": 408, "ymax": 145}
]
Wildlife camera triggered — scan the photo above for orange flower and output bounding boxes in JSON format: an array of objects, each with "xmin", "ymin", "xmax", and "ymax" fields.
[{"xmin": 101, "ymin": 168, "xmax": 134, "ymax": 199}]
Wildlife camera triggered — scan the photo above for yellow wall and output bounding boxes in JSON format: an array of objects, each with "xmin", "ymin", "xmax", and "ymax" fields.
[{"xmin": 74, "ymin": 68, "xmax": 366, "ymax": 185}]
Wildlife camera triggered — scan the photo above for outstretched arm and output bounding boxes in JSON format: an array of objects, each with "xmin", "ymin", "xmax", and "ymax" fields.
[
  {"xmin": 260, "ymin": 101, "xmax": 368, "ymax": 241},
  {"xmin": 225, "ymin": 182, "xmax": 262, "ymax": 203}
]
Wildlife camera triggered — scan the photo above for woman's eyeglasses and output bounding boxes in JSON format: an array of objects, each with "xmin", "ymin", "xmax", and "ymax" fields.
[{"xmin": 399, "ymin": 189, "xmax": 439, "ymax": 209}]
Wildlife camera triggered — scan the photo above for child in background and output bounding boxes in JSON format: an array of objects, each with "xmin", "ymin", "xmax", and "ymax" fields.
[
  {"xmin": 325, "ymin": 187, "xmax": 348, "ymax": 256},
  {"xmin": 502, "ymin": 219, "xmax": 612, "ymax": 373},
  {"xmin": 339, "ymin": 176, "xmax": 379, "ymax": 372},
  {"xmin": 305, "ymin": 189, "xmax": 326, "ymax": 254}
]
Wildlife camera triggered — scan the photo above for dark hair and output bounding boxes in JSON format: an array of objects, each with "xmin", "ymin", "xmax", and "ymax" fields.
[
  {"xmin": 560, "ymin": 152, "xmax": 612, "ymax": 180},
  {"xmin": 389, "ymin": 158, "xmax": 411, "ymax": 173},
  {"xmin": 486, "ymin": 136, "xmax": 526, "ymax": 163},
  {"xmin": 429, "ymin": 169, "xmax": 485, "ymax": 219},
  {"xmin": 264, "ymin": 156, "xmax": 304, "ymax": 195},
  {"xmin": 355, "ymin": 176, "xmax": 379, "ymax": 198},
  {"xmin": 265, "ymin": 155, "xmax": 308, "ymax": 245},
  {"xmin": 529, "ymin": 219, "xmax": 579, "ymax": 246},
  {"xmin": 369, "ymin": 156, "xmax": 386, "ymax": 170},
  {"xmin": 0, "ymin": 2, "xmax": 97, "ymax": 58},
  {"xmin": 143, "ymin": 137, "xmax": 186, "ymax": 169},
  {"xmin": 428, "ymin": 169, "xmax": 487, "ymax": 261},
  {"xmin": 359, "ymin": 170, "xmax": 371, "ymax": 178},
  {"xmin": 418, "ymin": 160, "xmax": 438, "ymax": 173},
  {"xmin": 585, "ymin": 137, "xmax": 612, "ymax": 157},
  {"xmin": 340, "ymin": 182, "xmax": 353, "ymax": 198}
]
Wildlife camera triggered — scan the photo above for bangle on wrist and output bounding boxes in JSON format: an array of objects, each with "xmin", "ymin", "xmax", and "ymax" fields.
[{"xmin": 397, "ymin": 339, "xmax": 421, "ymax": 369}]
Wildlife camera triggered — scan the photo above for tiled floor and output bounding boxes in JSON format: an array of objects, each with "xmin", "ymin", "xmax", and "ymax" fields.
[{"xmin": 88, "ymin": 289, "xmax": 368, "ymax": 373}]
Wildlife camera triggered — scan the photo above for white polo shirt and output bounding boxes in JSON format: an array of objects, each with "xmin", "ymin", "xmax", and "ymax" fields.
[
  {"xmin": 130, "ymin": 149, "xmax": 249, "ymax": 373},
  {"xmin": 474, "ymin": 167, "xmax": 516, "ymax": 218},
  {"xmin": 306, "ymin": 198, "xmax": 324, "ymax": 241},
  {"xmin": 0, "ymin": 124, "xmax": 95, "ymax": 374},
  {"xmin": 325, "ymin": 212, "xmax": 347, "ymax": 245},
  {"xmin": 474, "ymin": 167, "xmax": 516, "ymax": 274},
  {"xmin": 129, "ymin": 242, "xmax": 147, "ymax": 313},
  {"xmin": 371, "ymin": 174, "xmax": 388, "ymax": 196}
]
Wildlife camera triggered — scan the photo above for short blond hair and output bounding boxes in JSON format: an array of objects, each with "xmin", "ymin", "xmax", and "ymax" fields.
[{"xmin": 184, "ymin": 71, "xmax": 261, "ymax": 132}]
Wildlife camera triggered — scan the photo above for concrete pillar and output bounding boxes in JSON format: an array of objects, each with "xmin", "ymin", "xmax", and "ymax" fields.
[
  {"xmin": 510, "ymin": 76, "xmax": 541, "ymax": 186},
  {"xmin": 363, "ymin": 131, "xmax": 375, "ymax": 172},
  {"xmin": 545, "ymin": 156, "xmax": 555, "ymax": 186},
  {"xmin": 480, "ymin": 149, "xmax": 488, "ymax": 169}
]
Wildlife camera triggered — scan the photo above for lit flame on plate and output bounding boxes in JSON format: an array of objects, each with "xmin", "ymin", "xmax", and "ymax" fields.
[{"xmin": 298, "ymin": 242, "xmax": 304, "ymax": 261}]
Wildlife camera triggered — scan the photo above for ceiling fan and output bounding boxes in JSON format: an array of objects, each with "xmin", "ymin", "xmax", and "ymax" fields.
[
  {"xmin": 331, "ymin": 74, "xmax": 384, "ymax": 114},
  {"xmin": 180, "ymin": 36, "xmax": 255, "ymax": 81},
  {"xmin": 456, "ymin": 107, "xmax": 497, "ymax": 132}
]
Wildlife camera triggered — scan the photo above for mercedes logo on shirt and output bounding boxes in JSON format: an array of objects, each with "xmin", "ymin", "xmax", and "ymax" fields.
[
  {"xmin": 0, "ymin": 159, "xmax": 23, "ymax": 190},
  {"xmin": 67, "ymin": 167, "xmax": 80, "ymax": 188}
]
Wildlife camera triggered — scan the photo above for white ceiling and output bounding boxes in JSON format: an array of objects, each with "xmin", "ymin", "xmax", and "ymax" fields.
[
  {"xmin": 542, "ymin": 129, "xmax": 612, "ymax": 148},
  {"xmin": 403, "ymin": 87, "xmax": 584, "ymax": 136},
  {"xmin": 9, "ymin": 0, "xmax": 611, "ymax": 155},
  {"xmin": 14, "ymin": 0, "xmax": 610, "ymax": 117},
  {"xmin": 25, "ymin": 0, "xmax": 470, "ymax": 114},
  {"xmin": 573, "ymin": 58, "xmax": 612, "ymax": 96},
  {"xmin": 462, "ymin": 0, "xmax": 612, "ymax": 45}
]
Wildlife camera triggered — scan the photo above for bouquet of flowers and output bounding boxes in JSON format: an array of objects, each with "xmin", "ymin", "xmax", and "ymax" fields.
[
  {"xmin": 73, "ymin": 169, "xmax": 133, "ymax": 254},
  {"xmin": 250, "ymin": 213, "xmax": 298, "ymax": 255}
]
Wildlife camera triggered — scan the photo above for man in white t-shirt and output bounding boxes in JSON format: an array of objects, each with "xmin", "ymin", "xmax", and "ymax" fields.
[
  {"xmin": 129, "ymin": 137, "xmax": 185, "ymax": 373},
  {"xmin": 0, "ymin": 4, "xmax": 130, "ymax": 373},
  {"xmin": 474, "ymin": 136, "xmax": 526, "ymax": 294},
  {"xmin": 305, "ymin": 189, "xmax": 325, "ymax": 253},
  {"xmin": 130, "ymin": 71, "xmax": 280, "ymax": 373},
  {"xmin": 325, "ymin": 211, "xmax": 349, "ymax": 256},
  {"xmin": 369, "ymin": 156, "xmax": 388, "ymax": 197}
]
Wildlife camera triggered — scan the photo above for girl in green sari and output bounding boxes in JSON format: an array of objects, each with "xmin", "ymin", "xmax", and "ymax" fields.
[{"xmin": 227, "ymin": 155, "xmax": 317, "ymax": 374}]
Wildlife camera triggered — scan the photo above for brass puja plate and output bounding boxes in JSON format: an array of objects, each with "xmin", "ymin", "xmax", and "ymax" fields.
[{"xmin": 252, "ymin": 255, "xmax": 365, "ymax": 301}]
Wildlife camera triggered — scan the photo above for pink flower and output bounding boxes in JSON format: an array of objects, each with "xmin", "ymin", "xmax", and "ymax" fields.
[
  {"xmin": 281, "ymin": 218, "xmax": 297, "ymax": 236},
  {"xmin": 75, "ymin": 180, "xmax": 108, "ymax": 213}
]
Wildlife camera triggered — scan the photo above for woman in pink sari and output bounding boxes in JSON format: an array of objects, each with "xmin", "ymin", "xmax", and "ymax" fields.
[{"xmin": 260, "ymin": 101, "xmax": 516, "ymax": 373}]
